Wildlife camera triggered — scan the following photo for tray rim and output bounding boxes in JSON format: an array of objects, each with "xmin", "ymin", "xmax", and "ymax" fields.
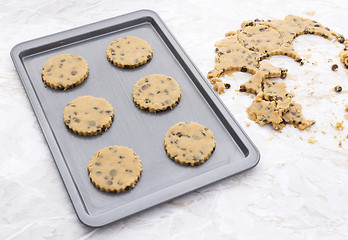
[{"xmin": 10, "ymin": 9, "xmax": 260, "ymax": 227}]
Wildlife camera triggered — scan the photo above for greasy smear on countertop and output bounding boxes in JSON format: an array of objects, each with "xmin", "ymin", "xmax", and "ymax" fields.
[{"xmin": 208, "ymin": 15, "xmax": 347, "ymax": 131}]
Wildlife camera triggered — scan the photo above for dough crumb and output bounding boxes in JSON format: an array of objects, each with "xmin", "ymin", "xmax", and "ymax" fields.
[
  {"xmin": 339, "ymin": 140, "xmax": 343, "ymax": 147},
  {"xmin": 214, "ymin": 81, "xmax": 226, "ymax": 94},
  {"xmin": 306, "ymin": 11, "xmax": 316, "ymax": 16},
  {"xmin": 308, "ymin": 136, "xmax": 317, "ymax": 144},
  {"xmin": 246, "ymin": 122, "xmax": 251, "ymax": 127},
  {"xmin": 345, "ymin": 105, "xmax": 348, "ymax": 112},
  {"xmin": 321, "ymin": 131, "xmax": 326, "ymax": 134},
  {"xmin": 344, "ymin": 115, "xmax": 348, "ymax": 120},
  {"xmin": 334, "ymin": 121, "xmax": 344, "ymax": 130},
  {"xmin": 328, "ymin": 58, "xmax": 333, "ymax": 62}
]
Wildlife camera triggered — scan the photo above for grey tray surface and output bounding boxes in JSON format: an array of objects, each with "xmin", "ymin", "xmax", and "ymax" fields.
[{"xmin": 11, "ymin": 10, "xmax": 259, "ymax": 227}]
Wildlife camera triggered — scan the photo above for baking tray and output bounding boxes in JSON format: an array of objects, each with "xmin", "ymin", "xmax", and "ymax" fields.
[{"xmin": 11, "ymin": 9, "xmax": 260, "ymax": 227}]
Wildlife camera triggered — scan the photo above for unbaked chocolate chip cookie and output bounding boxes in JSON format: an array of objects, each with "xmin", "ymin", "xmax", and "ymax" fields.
[
  {"xmin": 41, "ymin": 54, "xmax": 89, "ymax": 90},
  {"xmin": 63, "ymin": 96, "xmax": 114, "ymax": 136},
  {"xmin": 164, "ymin": 122, "xmax": 216, "ymax": 166},
  {"xmin": 88, "ymin": 145, "xmax": 142, "ymax": 193}
]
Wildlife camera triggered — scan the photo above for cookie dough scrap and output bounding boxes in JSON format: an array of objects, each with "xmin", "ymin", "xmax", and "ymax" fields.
[
  {"xmin": 88, "ymin": 146, "xmax": 142, "ymax": 193},
  {"xmin": 207, "ymin": 15, "xmax": 345, "ymax": 131},
  {"xmin": 240, "ymin": 61, "xmax": 287, "ymax": 95},
  {"xmin": 63, "ymin": 96, "xmax": 114, "ymax": 136},
  {"xmin": 339, "ymin": 43, "xmax": 348, "ymax": 69},
  {"xmin": 208, "ymin": 15, "xmax": 342, "ymax": 84},
  {"xmin": 106, "ymin": 36, "xmax": 153, "ymax": 68},
  {"xmin": 132, "ymin": 74, "xmax": 181, "ymax": 112},
  {"xmin": 164, "ymin": 122, "xmax": 216, "ymax": 166},
  {"xmin": 41, "ymin": 54, "xmax": 89, "ymax": 90},
  {"xmin": 247, "ymin": 80, "xmax": 315, "ymax": 131}
]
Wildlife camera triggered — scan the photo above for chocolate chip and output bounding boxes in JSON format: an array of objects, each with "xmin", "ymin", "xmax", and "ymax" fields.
[
  {"xmin": 59, "ymin": 74, "xmax": 63, "ymax": 78},
  {"xmin": 106, "ymin": 181, "xmax": 113, "ymax": 186},
  {"xmin": 331, "ymin": 64, "xmax": 338, "ymax": 71},
  {"xmin": 227, "ymin": 50, "xmax": 231, "ymax": 53},
  {"xmin": 74, "ymin": 118, "xmax": 80, "ymax": 123},
  {"xmin": 126, "ymin": 169, "xmax": 132, "ymax": 173},
  {"xmin": 109, "ymin": 169, "xmax": 117, "ymax": 176},
  {"xmin": 241, "ymin": 66, "xmax": 247, "ymax": 72},
  {"xmin": 66, "ymin": 120, "xmax": 71, "ymax": 124},
  {"xmin": 193, "ymin": 155, "xmax": 200, "ymax": 161},
  {"xmin": 93, "ymin": 107, "xmax": 98, "ymax": 110},
  {"xmin": 145, "ymin": 99, "xmax": 151, "ymax": 103},
  {"xmin": 164, "ymin": 89, "xmax": 169, "ymax": 94},
  {"xmin": 119, "ymin": 155, "xmax": 124, "ymax": 159},
  {"xmin": 141, "ymin": 85, "xmax": 149, "ymax": 90},
  {"xmin": 280, "ymin": 69, "xmax": 287, "ymax": 79},
  {"xmin": 337, "ymin": 36, "xmax": 345, "ymax": 43},
  {"xmin": 46, "ymin": 68, "xmax": 51, "ymax": 72},
  {"xmin": 95, "ymin": 162, "xmax": 101, "ymax": 166},
  {"xmin": 225, "ymin": 83, "xmax": 231, "ymax": 89},
  {"xmin": 215, "ymin": 48, "xmax": 219, "ymax": 52},
  {"xmin": 334, "ymin": 85, "xmax": 342, "ymax": 92},
  {"xmin": 89, "ymin": 121, "xmax": 96, "ymax": 126},
  {"xmin": 71, "ymin": 70, "xmax": 77, "ymax": 76},
  {"xmin": 96, "ymin": 171, "xmax": 102, "ymax": 175},
  {"xmin": 177, "ymin": 132, "xmax": 182, "ymax": 137}
]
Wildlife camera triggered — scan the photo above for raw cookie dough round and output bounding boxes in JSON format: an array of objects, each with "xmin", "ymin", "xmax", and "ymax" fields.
[
  {"xmin": 237, "ymin": 25, "xmax": 283, "ymax": 53},
  {"xmin": 106, "ymin": 36, "xmax": 153, "ymax": 68},
  {"xmin": 164, "ymin": 122, "xmax": 216, "ymax": 166},
  {"xmin": 41, "ymin": 54, "xmax": 89, "ymax": 90},
  {"xmin": 132, "ymin": 74, "xmax": 181, "ymax": 112},
  {"xmin": 63, "ymin": 96, "xmax": 114, "ymax": 136},
  {"xmin": 88, "ymin": 146, "xmax": 142, "ymax": 193}
]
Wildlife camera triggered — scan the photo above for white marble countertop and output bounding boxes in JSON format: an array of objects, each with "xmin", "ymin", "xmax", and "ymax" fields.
[{"xmin": 1, "ymin": 0, "xmax": 348, "ymax": 239}]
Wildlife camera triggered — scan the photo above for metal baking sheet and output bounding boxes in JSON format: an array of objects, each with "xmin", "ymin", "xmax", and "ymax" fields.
[{"xmin": 11, "ymin": 9, "xmax": 260, "ymax": 227}]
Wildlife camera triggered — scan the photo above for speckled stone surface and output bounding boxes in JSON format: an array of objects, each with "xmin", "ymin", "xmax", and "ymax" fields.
[{"xmin": 1, "ymin": 0, "xmax": 348, "ymax": 239}]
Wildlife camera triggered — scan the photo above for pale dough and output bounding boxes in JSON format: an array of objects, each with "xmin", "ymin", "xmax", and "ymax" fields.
[
  {"xmin": 106, "ymin": 36, "xmax": 153, "ymax": 68},
  {"xmin": 132, "ymin": 74, "xmax": 181, "ymax": 112},
  {"xmin": 63, "ymin": 96, "xmax": 114, "ymax": 136},
  {"xmin": 164, "ymin": 122, "xmax": 216, "ymax": 166},
  {"xmin": 41, "ymin": 54, "xmax": 89, "ymax": 90},
  {"xmin": 88, "ymin": 145, "xmax": 142, "ymax": 193}
]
